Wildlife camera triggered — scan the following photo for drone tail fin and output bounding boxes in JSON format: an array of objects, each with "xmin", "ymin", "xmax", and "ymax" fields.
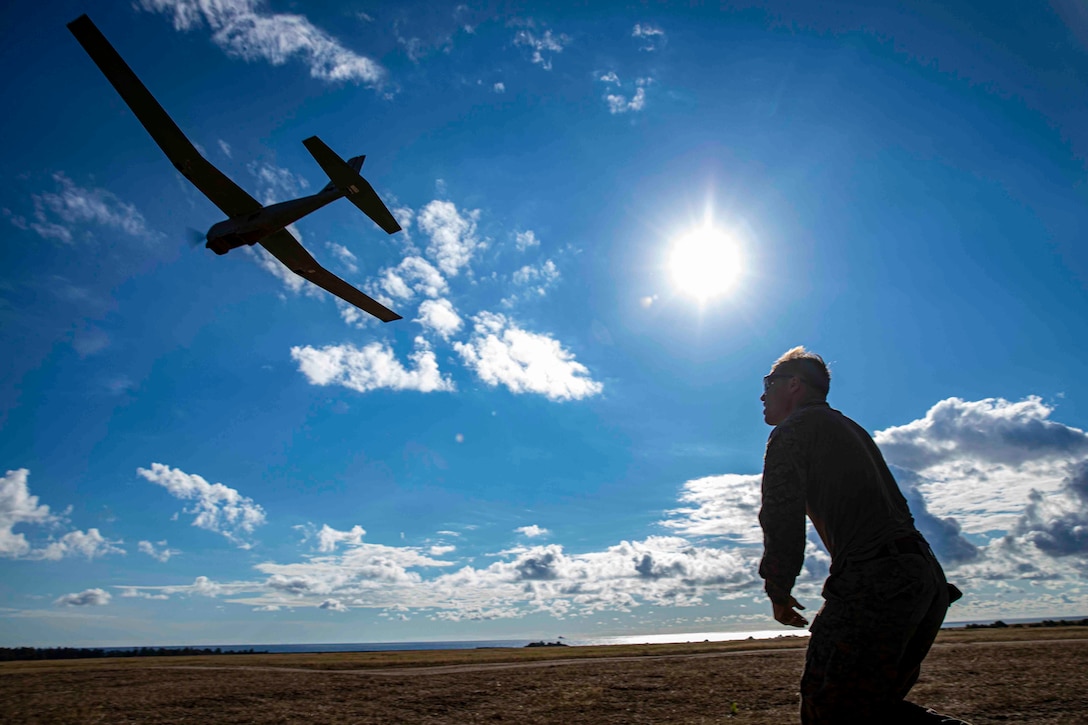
[
  {"xmin": 303, "ymin": 136, "xmax": 401, "ymax": 235},
  {"xmin": 319, "ymin": 155, "xmax": 364, "ymax": 193}
]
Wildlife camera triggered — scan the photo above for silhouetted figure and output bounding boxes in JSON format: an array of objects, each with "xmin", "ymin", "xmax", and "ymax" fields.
[{"xmin": 758, "ymin": 347, "xmax": 969, "ymax": 724}]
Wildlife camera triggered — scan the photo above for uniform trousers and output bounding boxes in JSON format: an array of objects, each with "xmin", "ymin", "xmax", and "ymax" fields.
[{"xmin": 801, "ymin": 545, "xmax": 950, "ymax": 724}]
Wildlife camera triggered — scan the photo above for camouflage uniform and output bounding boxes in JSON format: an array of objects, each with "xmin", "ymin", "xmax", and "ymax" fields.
[{"xmin": 759, "ymin": 401, "xmax": 951, "ymax": 724}]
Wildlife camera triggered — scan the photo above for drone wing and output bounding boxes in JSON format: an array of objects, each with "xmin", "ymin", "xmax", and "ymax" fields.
[
  {"xmin": 67, "ymin": 14, "xmax": 261, "ymax": 218},
  {"xmin": 261, "ymin": 229, "xmax": 402, "ymax": 323}
]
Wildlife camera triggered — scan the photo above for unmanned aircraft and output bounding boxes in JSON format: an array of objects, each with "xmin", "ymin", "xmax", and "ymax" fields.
[{"xmin": 67, "ymin": 14, "xmax": 403, "ymax": 322}]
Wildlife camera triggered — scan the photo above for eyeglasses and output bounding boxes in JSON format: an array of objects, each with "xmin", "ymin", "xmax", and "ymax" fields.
[{"xmin": 762, "ymin": 374, "xmax": 795, "ymax": 393}]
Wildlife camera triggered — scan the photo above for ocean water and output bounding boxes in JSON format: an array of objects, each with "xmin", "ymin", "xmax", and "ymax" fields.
[{"xmin": 119, "ymin": 629, "xmax": 809, "ymax": 655}]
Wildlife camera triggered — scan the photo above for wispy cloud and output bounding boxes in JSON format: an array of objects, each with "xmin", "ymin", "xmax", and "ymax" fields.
[
  {"xmin": 454, "ymin": 312, "xmax": 603, "ymax": 401},
  {"xmin": 661, "ymin": 474, "xmax": 764, "ymax": 544},
  {"xmin": 247, "ymin": 161, "xmax": 309, "ymax": 205},
  {"xmin": 512, "ymin": 259, "xmax": 559, "ymax": 292},
  {"xmin": 137, "ymin": 463, "xmax": 267, "ymax": 548},
  {"xmin": 291, "ymin": 336, "xmax": 455, "ymax": 394},
  {"xmin": 515, "ymin": 525, "xmax": 549, "ymax": 538},
  {"xmin": 632, "ymin": 23, "xmax": 666, "ymax": 51},
  {"xmin": 515, "ymin": 230, "xmax": 540, "ymax": 251},
  {"xmin": 138, "ymin": 0, "xmax": 387, "ymax": 86},
  {"xmin": 604, "ymin": 78, "xmax": 652, "ymax": 114},
  {"xmin": 14, "ymin": 173, "xmax": 151, "ymax": 244},
  {"xmin": 513, "ymin": 26, "xmax": 571, "ymax": 70},
  {"xmin": 139, "ymin": 540, "xmax": 181, "ymax": 563},
  {"xmin": 325, "ymin": 242, "xmax": 358, "ymax": 275}
]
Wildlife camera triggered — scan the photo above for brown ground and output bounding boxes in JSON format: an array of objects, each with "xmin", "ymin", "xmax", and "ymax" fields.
[{"xmin": 2, "ymin": 627, "xmax": 1086, "ymax": 724}]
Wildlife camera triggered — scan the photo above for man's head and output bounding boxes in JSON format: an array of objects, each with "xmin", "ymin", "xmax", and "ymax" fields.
[{"xmin": 761, "ymin": 346, "xmax": 831, "ymax": 426}]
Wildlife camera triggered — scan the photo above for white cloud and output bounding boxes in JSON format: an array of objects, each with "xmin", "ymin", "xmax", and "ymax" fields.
[
  {"xmin": 137, "ymin": 463, "xmax": 267, "ymax": 547},
  {"xmin": 1, "ymin": 470, "xmax": 124, "ymax": 561},
  {"xmin": 291, "ymin": 336, "xmax": 455, "ymax": 394},
  {"xmin": 430, "ymin": 544, "xmax": 457, "ymax": 556},
  {"xmin": 319, "ymin": 598, "xmax": 349, "ymax": 612},
  {"xmin": 34, "ymin": 529, "xmax": 125, "ymax": 561},
  {"xmin": 513, "ymin": 28, "xmax": 571, "ymax": 70},
  {"xmin": 138, "ymin": 0, "xmax": 387, "ymax": 86},
  {"xmin": 415, "ymin": 298, "xmax": 463, "ymax": 340},
  {"xmin": 515, "ymin": 230, "xmax": 540, "ymax": 251},
  {"xmin": 418, "ymin": 201, "xmax": 481, "ymax": 276},
  {"xmin": 661, "ymin": 474, "xmax": 764, "ymax": 544},
  {"xmin": 375, "ymin": 255, "xmax": 448, "ymax": 301},
  {"xmin": 27, "ymin": 172, "xmax": 150, "ymax": 243},
  {"xmin": 325, "ymin": 242, "xmax": 358, "ymax": 274},
  {"xmin": 875, "ymin": 397, "xmax": 1088, "ymax": 533},
  {"xmin": 1013, "ymin": 462, "xmax": 1088, "ymax": 557},
  {"xmin": 516, "ymin": 525, "xmax": 549, "ymax": 538},
  {"xmin": 218, "ymin": 139, "xmax": 232, "ymax": 157},
  {"xmin": 54, "ymin": 588, "xmax": 111, "ymax": 607},
  {"xmin": 599, "ymin": 71, "xmax": 620, "ymax": 85},
  {"xmin": 606, "ymin": 87, "xmax": 647, "ymax": 114},
  {"xmin": 139, "ymin": 540, "xmax": 180, "ymax": 562},
  {"xmin": 0, "ymin": 469, "xmax": 56, "ymax": 558},
  {"xmin": 454, "ymin": 312, "xmax": 602, "ymax": 401},
  {"xmin": 391, "ymin": 205, "xmax": 414, "ymax": 231},
  {"xmin": 315, "ymin": 524, "xmax": 367, "ymax": 553},
  {"xmin": 493, "ymin": 82, "xmax": 506, "ymax": 93}
]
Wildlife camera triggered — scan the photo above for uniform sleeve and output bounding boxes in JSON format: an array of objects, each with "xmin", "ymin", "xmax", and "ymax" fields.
[{"xmin": 758, "ymin": 425, "xmax": 808, "ymax": 606}]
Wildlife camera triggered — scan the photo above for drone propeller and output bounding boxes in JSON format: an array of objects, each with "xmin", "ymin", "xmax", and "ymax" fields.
[{"xmin": 185, "ymin": 227, "xmax": 206, "ymax": 249}]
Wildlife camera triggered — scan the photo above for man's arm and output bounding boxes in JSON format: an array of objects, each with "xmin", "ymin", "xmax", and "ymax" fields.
[{"xmin": 758, "ymin": 426, "xmax": 808, "ymax": 625}]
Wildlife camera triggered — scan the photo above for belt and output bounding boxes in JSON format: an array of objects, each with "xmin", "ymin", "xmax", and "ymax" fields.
[{"xmin": 857, "ymin": 535, "xmax": 931, "ymax": 562}]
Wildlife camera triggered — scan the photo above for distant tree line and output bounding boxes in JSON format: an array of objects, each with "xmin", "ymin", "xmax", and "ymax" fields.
[
  {"xmin": 0, "ymin": 646, "xmax": 267, "ymax": 662},
  {"xmin": 964, "ymin": 618, "xmax": 1088, "ymax": 630}
]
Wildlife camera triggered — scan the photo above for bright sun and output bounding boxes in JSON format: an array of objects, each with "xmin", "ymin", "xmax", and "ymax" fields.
[{"xmin": 668, "ymin": 227, "xmax": 742, "ymax": 302}]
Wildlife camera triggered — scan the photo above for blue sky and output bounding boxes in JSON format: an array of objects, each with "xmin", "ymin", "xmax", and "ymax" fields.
[{"xmin": 2, "ymin": 0, "xmax": 1087, "ymax": 647}]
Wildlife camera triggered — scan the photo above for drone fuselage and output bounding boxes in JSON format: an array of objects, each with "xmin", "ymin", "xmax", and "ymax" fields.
[{"xmin": 205, "ymin": 187, "xmax": 341, "ymax": 255}]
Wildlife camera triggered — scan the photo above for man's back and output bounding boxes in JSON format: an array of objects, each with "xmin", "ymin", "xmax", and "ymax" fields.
[{"xmin": 770, "ymin": 401, "xmax": 918, "ymax": 567}]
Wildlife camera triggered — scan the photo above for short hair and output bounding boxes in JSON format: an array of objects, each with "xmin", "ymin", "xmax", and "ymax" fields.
[{"xmin": 771, "ymin": 346, "xmax": 830, "ymax": 397}]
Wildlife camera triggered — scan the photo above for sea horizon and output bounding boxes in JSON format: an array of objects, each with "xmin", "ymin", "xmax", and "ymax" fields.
[{"xmin": 14, "ymin": 614, "xmax": 1084, "ymax": 654}]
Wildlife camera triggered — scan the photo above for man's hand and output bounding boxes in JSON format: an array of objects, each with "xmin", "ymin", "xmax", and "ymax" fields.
[{"xmin": 772, "ymin": 596, "xmax": 808, "ymax": 627}]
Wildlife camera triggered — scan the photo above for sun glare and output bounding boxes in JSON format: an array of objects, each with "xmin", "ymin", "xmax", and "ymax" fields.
[{"xmin": 668, "ymin": 227, "xmax": 742, "ymax": 302}]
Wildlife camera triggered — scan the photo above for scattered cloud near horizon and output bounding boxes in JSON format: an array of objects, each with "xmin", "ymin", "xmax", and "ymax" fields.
[{"xmin": 10, "ymin": 394, "xmax": 1088, "ymax": 625}]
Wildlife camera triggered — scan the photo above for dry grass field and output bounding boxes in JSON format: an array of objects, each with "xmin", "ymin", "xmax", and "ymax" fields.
[{"xmin": 2, "ymin": 627, "xmax": 1086, "ymax": 724}]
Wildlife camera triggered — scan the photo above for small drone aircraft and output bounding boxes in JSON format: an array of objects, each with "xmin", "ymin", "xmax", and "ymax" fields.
[{"xmin": 67, "ymin": 14, "xmax": 403, "ymax": 322}]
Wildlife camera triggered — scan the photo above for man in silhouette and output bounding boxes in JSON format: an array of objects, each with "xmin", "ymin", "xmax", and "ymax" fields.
[{"xmin": 758, "ymin": 346, "xmax": 968, "ymax": 724}]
